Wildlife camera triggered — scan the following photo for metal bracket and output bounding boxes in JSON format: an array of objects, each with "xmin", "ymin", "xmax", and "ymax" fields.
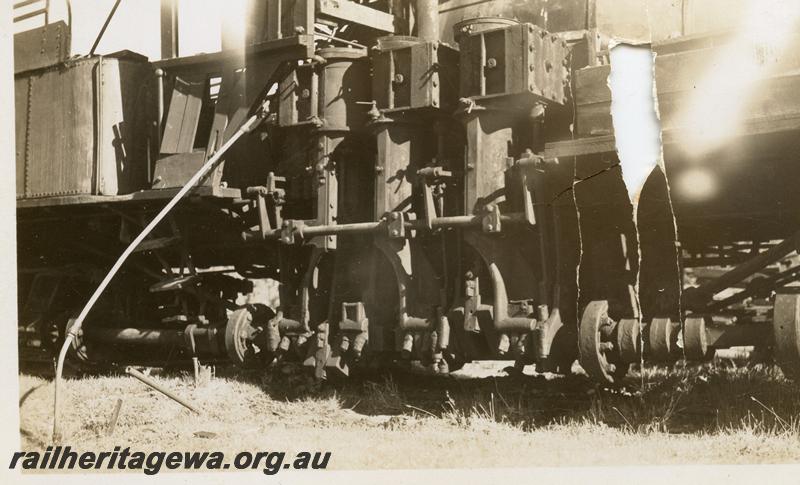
[
  {"xmin": 386, "ymin": 211, "xmax": 405, "ymax": 239},
  {"xmin": 314, "ymin": 322, "xmax": 331, "ymax": 380},
  {"xmin": 280, "ymin": 219, "xmax": 305, "ymax": 244},
  {"xmin": 183, "ymin": 323, "xmax": 198, "ymax": 355},
  {"xmin": 417, "ymin": 165, "xmax": 452, "ymax": 229},
  {"xmin": 510, "ymin": 153, "xmax": 544, "ymax": 226},
  {"xmin": 481, "ymin": 204, "xmax": 502, "ymax": 233},
  {"xmin": 339, "ymin": 301, "xmax": 369, "ymax": 358},
  {"xmin": 246, "ymin": 172, "xmax": 286, "ymax": 238}
]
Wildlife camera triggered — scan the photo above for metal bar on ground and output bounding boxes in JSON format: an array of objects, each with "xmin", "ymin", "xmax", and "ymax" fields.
[
  {"xmin": 105, "ymin": 398, "xmax": 123, "ymax": 436},
  {"xmin": 125, "ymin": 367, "xmax": 201, "ymax": 414}
]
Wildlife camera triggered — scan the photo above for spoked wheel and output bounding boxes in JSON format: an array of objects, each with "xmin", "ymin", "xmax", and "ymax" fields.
[
  {"xmin": 773, "ymin": 293, "xmax": 800, "ymax": 380},
  {"xmin": 579, "ymin": 300, "xmax": 632, "ymax": 385},
  {"xmin": 225, "ymin": 305, "xmax": 275, "ymax": 368}
]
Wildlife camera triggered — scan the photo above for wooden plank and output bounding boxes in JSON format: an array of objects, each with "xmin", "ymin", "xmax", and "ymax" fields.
[
  {"xmin": 266, "ymin": 0, "xmax": 282, "ymax": 40},
  {"xmin": 654, "ymin": 30, "xmax": 800, "ymax": 94},
  {"xmin": 16, "ymin": 186, "xmax": 242, "ymax": 208},
  {"xmin": 13, "ymin": 21, "xmax": 70, "ymax": 73},
  {"xmin": 160, "ymin": 77, "xmax": 205, "ymax": 154},
  {"xmin": 545, "ymin": 135, "xmax": 617, "ymax": 158},
  {"xmin": 152, "ymin": 151, "xmax": 207, "ymax": 189},
  {"xmin": 657, "ymin": 74, "xmax": 800, "ymax": 132},
  {"xmin": 574, "ymin": 64, "xmax": 610, "ymax": 105},
  {"xmin": 652, "ymin": 30, "xmax": 737, "ymax": 56},
  {"xmin": 654, "ymin": 33, "xmax": 800, "ymax": 137},
  {"xmin": 546, "ymin": 109, "xmax": 800, "ymax": 162},
  {"xmin": 682, "ymin": 0, "xmax": 751, "ymax": 38},
  {"xmin": 662, "ymin": 113, "xmax": 800, "ymax": 145},
  {"xmin": 317, "ymin": 0, "xmax": 395, "ymax": 33},
  {"xmin": 574, "ymin": 64, "xmax": 611, "ymax": 137},
  {"xmin": 576, "ymin": 102, "xmax": 614, "ymax": 137},
  {"xmin": 281, "ymin": 0, "xmax": 314, "ymax": 38},
  {"xmin": 594, "ymin": 0, "xmax": 650, "ymax": 44},
  {"xmin": 153, "ymin": 35, "xmax": 315, "ymax": 71}
]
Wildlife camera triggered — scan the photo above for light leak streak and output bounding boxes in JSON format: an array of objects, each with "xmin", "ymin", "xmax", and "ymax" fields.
[{"xmin": 674, "ymin": 0, "xmax": 800, "ymax": 160}]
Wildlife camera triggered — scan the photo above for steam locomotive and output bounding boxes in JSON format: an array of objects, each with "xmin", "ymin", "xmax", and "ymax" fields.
[{"xmin": 14, "ymin": 0, "xmax": 800, "ymax": 384}]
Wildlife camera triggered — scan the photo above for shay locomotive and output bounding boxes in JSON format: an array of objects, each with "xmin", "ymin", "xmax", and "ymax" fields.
[{"xmin": 13, "ymin": 0, "xmax": 800, "ymax": 386}]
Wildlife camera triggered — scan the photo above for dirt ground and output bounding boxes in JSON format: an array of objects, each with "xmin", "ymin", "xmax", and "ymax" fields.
[{"xmin": 17, "ymin": 361, "xmax": 800, "ymax": 469}]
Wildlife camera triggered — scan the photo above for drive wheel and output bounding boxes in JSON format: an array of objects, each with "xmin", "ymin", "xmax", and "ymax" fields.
[
  {"xmin": 579, "ymin": 300, "xmax": 628, "ymax": 384},
  {"xmin": 225, "ymin": 305, "xmax": 275, "ymax": 368}
]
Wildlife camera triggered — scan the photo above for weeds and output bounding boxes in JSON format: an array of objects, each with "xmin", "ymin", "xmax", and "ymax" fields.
[{"xmin": 17, "ymin": 360, "xmax": 800, "ymax": 458}]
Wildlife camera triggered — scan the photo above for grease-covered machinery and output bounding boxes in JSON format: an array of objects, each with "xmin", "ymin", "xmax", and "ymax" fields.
[{"xmin": 14, "ymin": 0, "xmax": 800, "ymax": 383}]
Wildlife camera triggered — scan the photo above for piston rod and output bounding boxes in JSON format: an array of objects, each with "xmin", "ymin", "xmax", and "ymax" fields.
[{"xmin": 248, "ymin": 212, "xmax": 532, "ymax": 241}]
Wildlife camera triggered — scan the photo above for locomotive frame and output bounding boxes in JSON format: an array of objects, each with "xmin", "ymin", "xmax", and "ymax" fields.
[{"xmin": 13, "ymin": 0, "xmax": 800, "ymax": 393}]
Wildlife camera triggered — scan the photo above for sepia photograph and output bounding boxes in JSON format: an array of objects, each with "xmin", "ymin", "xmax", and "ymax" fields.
[{"xmin": 3, "ymin": 0, "xmax": 800, "ymax": 482}]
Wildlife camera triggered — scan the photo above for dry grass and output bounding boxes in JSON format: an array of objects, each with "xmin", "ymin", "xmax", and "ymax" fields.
[{"xmin": 16, "ymin": 360, "xmax": 800, "ymax": 469}]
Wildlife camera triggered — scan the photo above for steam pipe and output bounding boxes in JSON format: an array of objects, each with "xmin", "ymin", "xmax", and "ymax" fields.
[
  {"xmin": 84, "ymin": 327, "xmax": 215, "ymax": 347},
  {"xmin": 155, "ymin": 68, "xmax": 165, "ymax": 144}
]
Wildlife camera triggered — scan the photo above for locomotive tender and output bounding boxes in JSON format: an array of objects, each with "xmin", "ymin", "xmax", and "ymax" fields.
[{"xmin": 14, "ymin": 0, "xmax": 800, "ymax": 384}]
